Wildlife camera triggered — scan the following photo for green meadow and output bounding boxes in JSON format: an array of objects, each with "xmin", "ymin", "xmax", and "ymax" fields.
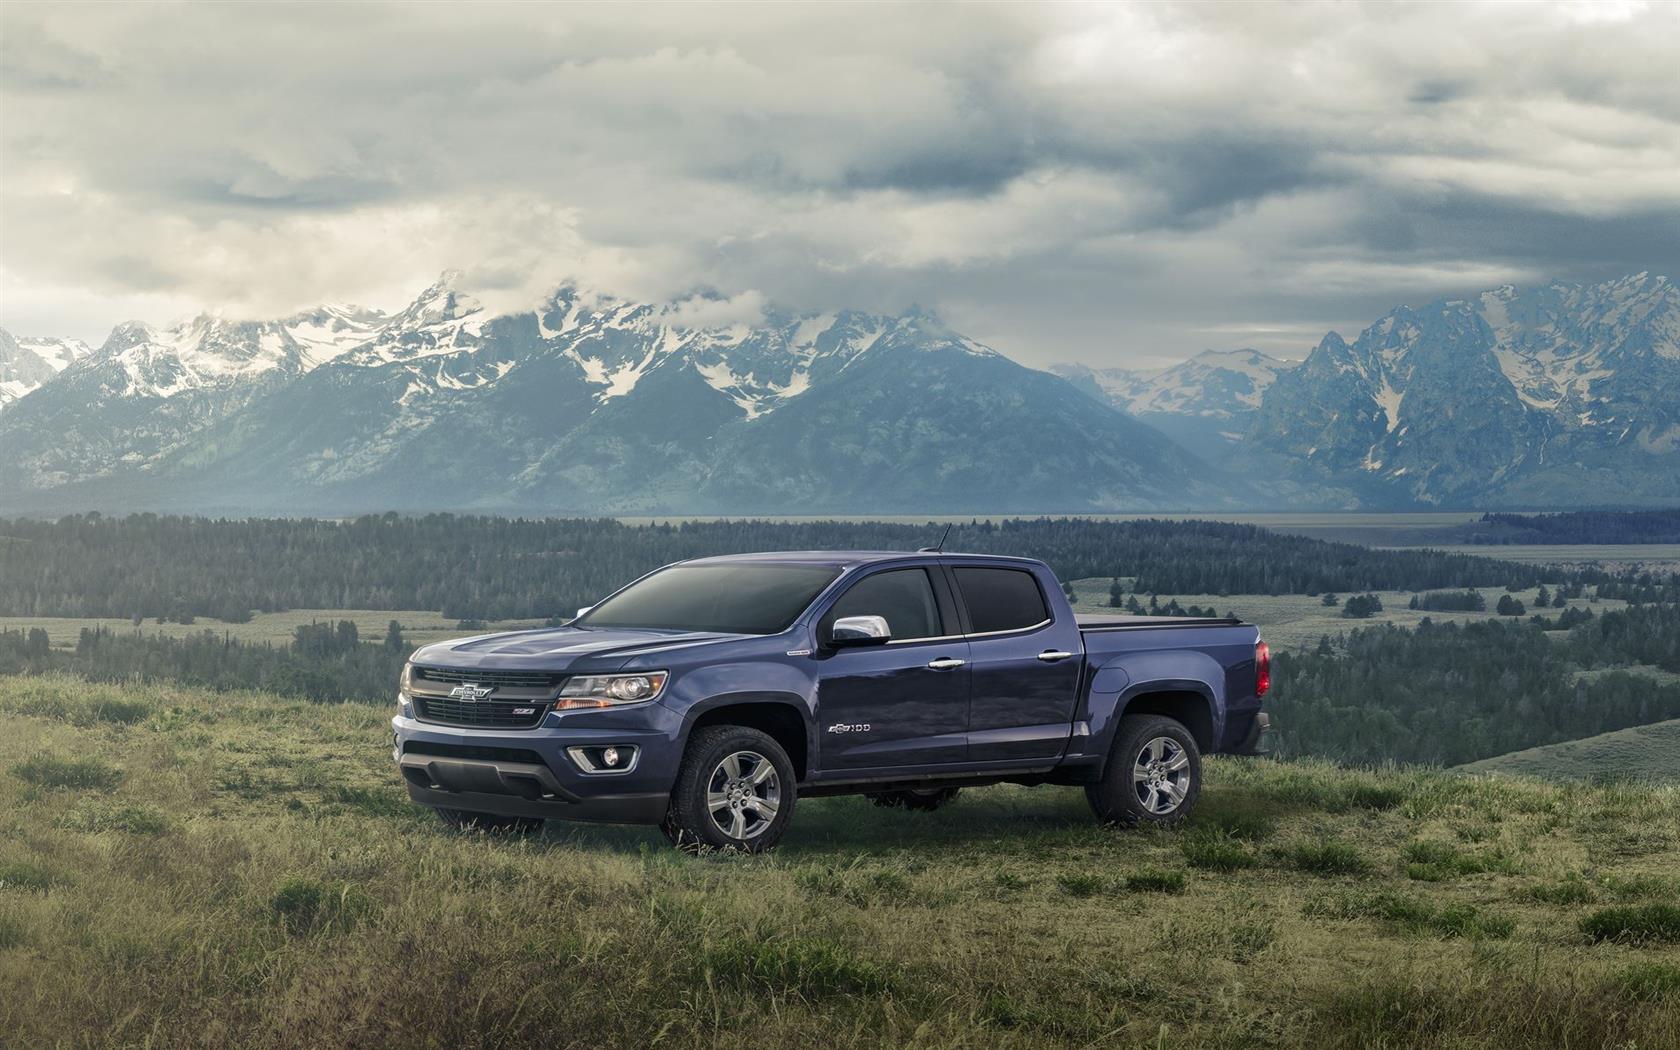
[{"xmin": 3, "ymin": 674, "xmax": 1677, "ymax": 1049}]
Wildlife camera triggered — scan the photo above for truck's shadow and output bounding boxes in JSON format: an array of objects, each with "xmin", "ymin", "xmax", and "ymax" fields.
[{"xmin": 520, "ymin": 788, "xmax": 1109, "ymax": 857}]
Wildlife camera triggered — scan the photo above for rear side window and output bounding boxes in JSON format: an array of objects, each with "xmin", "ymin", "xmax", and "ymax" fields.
[
  {"xmin": 954, "ymin": 567, "xmax": 1049, "ymax": 634},
  {"xmin": 826, "ymin": 568, "xmax": 943, "ymax": 641}
]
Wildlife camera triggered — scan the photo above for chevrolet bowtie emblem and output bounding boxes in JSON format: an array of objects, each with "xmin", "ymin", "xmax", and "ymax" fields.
[{"xmin": 448, "ymin": 683, "xmax": 495, "ymax": 701}]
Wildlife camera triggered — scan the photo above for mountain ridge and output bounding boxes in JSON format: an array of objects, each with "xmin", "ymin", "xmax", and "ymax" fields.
[
  {"xmin": 4, "ymin": 272, "xmax": 1676, "ymax": 513},
  {"xmin": 0, "ymin": 275, "xmax": 1235, "ymax": 514}
]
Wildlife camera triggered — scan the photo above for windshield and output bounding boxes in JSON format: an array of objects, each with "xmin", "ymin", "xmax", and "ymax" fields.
[{"xmin": 577, "ymin": 563, "xmax": 841, "ymax": 634}]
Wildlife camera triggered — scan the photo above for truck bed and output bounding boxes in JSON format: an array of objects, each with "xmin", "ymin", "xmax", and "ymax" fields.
[{"xmin": 1077, "ymin": 614, "xmax": 1245, "ymax": 631}]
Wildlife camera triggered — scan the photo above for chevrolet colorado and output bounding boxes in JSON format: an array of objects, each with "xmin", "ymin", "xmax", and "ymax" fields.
[{"xmin": 392, "ymin": 551, "xmax": 1272, "ymax": 851}]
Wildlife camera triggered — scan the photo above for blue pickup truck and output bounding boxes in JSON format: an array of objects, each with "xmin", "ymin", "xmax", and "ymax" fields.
[{"xmin": 393, "ymin": 551, "xmax": 1271, "ymax": 851}]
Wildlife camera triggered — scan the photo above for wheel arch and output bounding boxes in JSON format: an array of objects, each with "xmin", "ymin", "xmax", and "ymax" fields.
[
  {"xmin": 686, "ymin": 693, "xmax": 813, "ymax": 781},
  {"xmin": 1117, "ymin": 684, "xmax": 1216, "ymax": 754}
]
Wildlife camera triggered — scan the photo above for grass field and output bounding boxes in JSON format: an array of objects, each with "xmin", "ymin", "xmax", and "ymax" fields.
[
  {"xmin": 1065, "ymin": 582, "xmax": 1622, "ymax": 650},
  {"xmin": 0, "ymin": 608, "xmax": 548, "ymax": 651},
  {"xmin": 3, "ymin": 673, "xmax": 1678, "ymax": 1049},
  {"xmin": 1391, "ymin": 544, "xmax": 1680, "ymax": 568},
  {"xmin": 1459, "ymin": 718, "xmax": 1680, "ymax": 782}
]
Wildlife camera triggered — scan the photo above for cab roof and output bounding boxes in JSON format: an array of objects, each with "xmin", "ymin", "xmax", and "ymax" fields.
[{"xmin": 678, "ymin": 550, "xmax": 1044, "ymax": 570}]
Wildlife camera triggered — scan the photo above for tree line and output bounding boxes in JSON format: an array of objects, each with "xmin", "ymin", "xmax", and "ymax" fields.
[
  {"xmin": 1267, "ymin": 603, "xmax": 1680, "ymax": 765},
  {"xmin": 0, "ymin": 620, "xmax": 410, "ymax": 704},
  {"xmin": 1471, "ymin": 509, "xmax": 1680, "ymax": 545},
  {"xmin": 0, "ymin": 513, "xmax": 1594, "ymax": 624}
]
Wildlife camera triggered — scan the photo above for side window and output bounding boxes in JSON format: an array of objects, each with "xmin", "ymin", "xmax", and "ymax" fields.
[
  {"xmin": 953, "ymin": 567, "xmax": 1050, "ymax": 634},
  {"xmin": 826, "ymin": 568, "xmax": 942, "ymax": 642}
]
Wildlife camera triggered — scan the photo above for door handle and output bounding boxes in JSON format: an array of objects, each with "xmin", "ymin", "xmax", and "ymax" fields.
[
  {"xmin": 1038, "ymin": 650, "xmax": 1074, "ymax": 662},
  {"xmin": 927, "ymin": 657, "xmax": 966, "ymax": 671}
]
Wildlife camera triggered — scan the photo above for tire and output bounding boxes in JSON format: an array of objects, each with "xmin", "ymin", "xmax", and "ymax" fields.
[
  {"xmin": 868, "ymin": 787, "xmax": 963, "ymax": 811},
  {"xmin": 661, "ymin": 725, "xmax": 797, "ymax": 853},
  {"xmin": 434, "ymin": 807, "xmax": 545, "ymax": 835},
  {"xmin": 1085, "ymin": 714, "xmax": 1202, "ymax": 827}
]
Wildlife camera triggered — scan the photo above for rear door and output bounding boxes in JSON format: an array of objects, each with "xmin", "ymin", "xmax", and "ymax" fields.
[
  {"xmin": 948, "ymin": 563, "xmax": 1083, "ymax": 763},
  {"xmin": 813, "ymin": 565, "xmax": 971, "ymax": 771}
]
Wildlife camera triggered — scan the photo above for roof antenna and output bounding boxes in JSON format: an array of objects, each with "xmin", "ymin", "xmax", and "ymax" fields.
[{"xmin": 918, "ymin": 523, "xmax": 953, "ymax": 554}]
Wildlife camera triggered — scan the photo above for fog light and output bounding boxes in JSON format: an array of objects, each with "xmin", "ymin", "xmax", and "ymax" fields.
[{"xmin": 567, "ymin": 744, "xmax": 638, "ymax": 774}]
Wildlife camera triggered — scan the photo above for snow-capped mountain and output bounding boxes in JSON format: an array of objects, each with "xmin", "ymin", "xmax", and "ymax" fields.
[
  {"xmin": 89, "ymin": 303, "xmax": 390, "ymax": 398},
  {"xmin": 0, "ymin": 303, "xmax": 390, "ymax": 490},
  {"xmin": 0, "ymin": 329, "xmax": 91, "ymax": 412},
  {"xmin": 1052, "ymin": 350, "xmax": 1296, "ymax": 460},
  {"xmin": 1246, "ymin": 273, "xmax": 1680, "ymax": 506},
  {"xmin": 0, "ymin": 275, "xmax": 1234, "ymax": 513},
  {"xmin": 8, "ymin": 271, "xmax": 1671, "ymax": 513}
]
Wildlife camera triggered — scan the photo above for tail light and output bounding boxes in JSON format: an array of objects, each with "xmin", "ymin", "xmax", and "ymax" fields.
[{"xmin": 1254, "ymin": 640, "xmax": 1271, "ymax": 698}]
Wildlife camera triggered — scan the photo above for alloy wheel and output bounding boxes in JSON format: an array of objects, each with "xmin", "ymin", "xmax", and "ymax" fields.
[
  {"xmin": 1132, "ymin": 735, "xmax": 1191, "ymax": 815},
  {"xmin": 705, "ymin": 750, "xmax": 781, "ymax": 840}
]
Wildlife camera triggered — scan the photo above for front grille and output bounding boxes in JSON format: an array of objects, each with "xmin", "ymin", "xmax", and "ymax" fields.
[
  {"xmin": 413, "ymin": 696, "xmax": 550, "ymax": 729},
  {"xmin": 413, "ymin": 666, "xmax": 566, "ymax": 690},
  {"xmin": 404, "ymin": 741, "xmax": 546, "ymax": 764}
]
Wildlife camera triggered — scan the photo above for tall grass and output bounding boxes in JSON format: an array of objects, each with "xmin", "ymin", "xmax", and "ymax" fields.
[{"xmin": 2, "ymin": 673, "xmax": 1678, "ymax": 1049}]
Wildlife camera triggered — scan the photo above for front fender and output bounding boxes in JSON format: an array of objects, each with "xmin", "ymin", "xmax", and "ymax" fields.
[{"xmin": 662, "ymin": 658, "xmax": 818, "ymax": 767}]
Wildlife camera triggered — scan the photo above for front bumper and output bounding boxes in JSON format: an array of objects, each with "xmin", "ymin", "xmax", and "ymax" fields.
[{"xmin": 391, "ymin": 700, "xmax": 683, "ymax": 826}]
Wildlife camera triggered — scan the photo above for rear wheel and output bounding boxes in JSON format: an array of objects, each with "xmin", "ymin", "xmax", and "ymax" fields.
[
  {"xmin": 434, "ymin": 808, "xmax": 544, "ymax": 835},
  {"xmin": 1086, "ymin": 714, "xmax": 1201, "ymax": 827},
  {"xmin": 662, "ymin": 725, "xmax": 797, "ymax": 853},
  {"xmin": 869, "ymin": 787, "xmax": 962, "ymax": 811}
]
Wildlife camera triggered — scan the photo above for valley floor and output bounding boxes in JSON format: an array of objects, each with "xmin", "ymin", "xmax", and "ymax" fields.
[
  {"xmin": 1064, "ymin": 582, "xmax": 1623, "ymax": 651},
  {"xmin": 2, "ymin": 674, "xmax": 1677, "ymax": 1049},
  {"xmin": 0, "ymin": 585, "xmax": 1623, "ymax": 659}
]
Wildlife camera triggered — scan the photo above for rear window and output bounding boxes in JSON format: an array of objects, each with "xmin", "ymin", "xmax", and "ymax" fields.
[{"xmin": 953, "ymin": 567, "xmax": 1050, "ymax": 634}]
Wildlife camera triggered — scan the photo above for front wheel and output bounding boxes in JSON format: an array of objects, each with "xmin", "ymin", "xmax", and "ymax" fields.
[
  {"xmin": 1085, "ymin": 714, "xmax": 1201, "ymax": 827},
  {"xmin": 662, "ymin": 725, "xmax": 797, "ymax": 853}
]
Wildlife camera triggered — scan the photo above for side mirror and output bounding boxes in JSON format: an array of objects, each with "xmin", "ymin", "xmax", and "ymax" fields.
[{"xmin": 829, "ymin": 615, "xmax": 891, "ymax": 648}]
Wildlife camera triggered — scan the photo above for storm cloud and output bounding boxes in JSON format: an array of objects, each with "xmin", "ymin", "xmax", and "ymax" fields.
[{"xmin": 2, "ymin": 0, "xmax": 1676, "ymax": 366}]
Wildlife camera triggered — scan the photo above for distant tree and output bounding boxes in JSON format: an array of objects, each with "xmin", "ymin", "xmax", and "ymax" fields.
[
  {"xmin": 1497, "ymin": 594, "xmax": 1526, "ymax": 616},
  {"xmin": 1553, "ymin": 590, "xmax": 1568, "ymax": 608},
  {"xmin": 1342, "ymin": 593, "xmax": 1384, "ymax": 619},
  {"xmin": 1322, "ymin": 593, "xmax": 1340, "ymax": 607},
  {"xmin": 1536, "ymin": 585, "xmax": 1551, "ymax": 607},
  {"xmin": 384, "ymin": 620, "xmax": 406, "ymax": 652},
  {"xmin": 1411, "ymin": 589, "xmax": 1486, "ymax": 612},
  {"xmin": 1108, "ymin": 578, "xmax": 1124, "ymax": 608},
  {"xmin": 25, "ymin": 627, "xmax": 50, "ymax": 659}
]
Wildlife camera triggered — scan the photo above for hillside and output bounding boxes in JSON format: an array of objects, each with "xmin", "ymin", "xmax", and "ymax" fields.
[
  {"xmin": 2, "ymin": 674, "xmax": 1677, "ymax": 1049},
  {"xmin": 1460, "ymin": 717, "xmax": 1680, "ymax": 781}
]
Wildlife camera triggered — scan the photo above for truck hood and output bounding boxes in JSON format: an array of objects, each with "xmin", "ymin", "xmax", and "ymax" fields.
[{"xmin": 410, "ymin": 625, "xmax": 751, "ymax": 670}]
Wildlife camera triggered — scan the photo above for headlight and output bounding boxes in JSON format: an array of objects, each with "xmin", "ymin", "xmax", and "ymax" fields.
[
  {"xmin": 555, "ymin": 672, "xmax": 669, "ymax": 710},
  {"xmin": 398, "ymin": 662, "xmax": 413, "ymax": 705}
]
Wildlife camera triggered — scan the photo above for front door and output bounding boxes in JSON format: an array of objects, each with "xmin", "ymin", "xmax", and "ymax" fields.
[{"xmin": 814, "ymin": 566, "xmax": 970, "ymax": 771}]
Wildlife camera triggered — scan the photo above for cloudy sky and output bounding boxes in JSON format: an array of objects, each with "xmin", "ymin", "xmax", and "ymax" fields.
[{"xmin": 2, "ymin": 1, "xmax": 1676, "ymax": 368}]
